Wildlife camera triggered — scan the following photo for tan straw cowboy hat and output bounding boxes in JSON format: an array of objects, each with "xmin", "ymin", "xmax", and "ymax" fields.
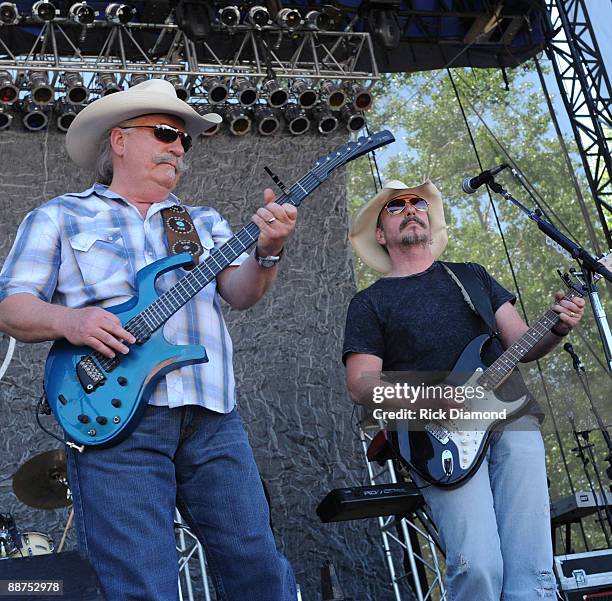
[
  {"xmin": 66, "ymin": 78, "xmax": 222, "ymax": 169},
  {"xmin": 349, "ymin": 179, "xmax": 448, "ymax": 274}
]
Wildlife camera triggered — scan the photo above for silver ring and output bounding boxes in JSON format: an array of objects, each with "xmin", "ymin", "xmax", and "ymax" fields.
[
  {"xmin": 570, "ymin": 311, "xmax": 576, "ymax": 318},
  {"xmin": 266, "ymin": 217, "xmax": 276, "ymax": 224}
]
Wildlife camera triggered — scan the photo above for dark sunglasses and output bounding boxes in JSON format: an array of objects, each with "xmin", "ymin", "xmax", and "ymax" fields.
[
  {"xmin": 384, "ymin": 196, "xmax": 429, "ymax": 215},
  {"xmin": 123, "ymin": 124, "xmax": 192, "ymax": 152}
]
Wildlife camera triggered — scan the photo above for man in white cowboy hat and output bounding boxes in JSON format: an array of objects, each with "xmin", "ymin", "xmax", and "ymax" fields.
[
  {"xmin": 0, "ymin": 79, "xmax": 297, "ymax": 601},
  {"xmin": 342, "ymin": 180, "xmax": 585, "ymax": 599}
]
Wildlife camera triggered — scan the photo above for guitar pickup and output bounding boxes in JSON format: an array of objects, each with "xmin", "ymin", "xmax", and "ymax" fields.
[
  {"xmin": 425, "ymin": 422, "xmax": 450, "ymax": 445},
  {"xmin": 76, "ymin": 356, "xmax": 106, "ymax": 393}
]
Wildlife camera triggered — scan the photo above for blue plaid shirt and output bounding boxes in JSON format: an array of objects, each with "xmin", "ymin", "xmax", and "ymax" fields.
[{"xmin": 0, "ymin": 183, "xmax": 249, "ymax": 412}]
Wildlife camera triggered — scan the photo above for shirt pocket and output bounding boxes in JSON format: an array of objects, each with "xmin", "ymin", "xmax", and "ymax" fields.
[{"xmin": 68, "ymin": 228, "xmax": 130, "ymax": 287}]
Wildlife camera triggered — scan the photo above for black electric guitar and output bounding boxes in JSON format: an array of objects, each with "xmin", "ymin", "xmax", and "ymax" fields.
[{"xmin": 392, "ymin": 254, "xmax": 612, "ymax": 488}]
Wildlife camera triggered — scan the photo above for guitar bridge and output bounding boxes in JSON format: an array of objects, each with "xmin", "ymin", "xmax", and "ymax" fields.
[{"xmin": 76, "ymin": 355, "xmax": 106, "ymax": 393}]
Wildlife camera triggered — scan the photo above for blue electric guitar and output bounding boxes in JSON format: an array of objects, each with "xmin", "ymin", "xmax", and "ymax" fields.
[{"xmin": 44, "ymin": 130, "xmax": 395, "ymax": 449}]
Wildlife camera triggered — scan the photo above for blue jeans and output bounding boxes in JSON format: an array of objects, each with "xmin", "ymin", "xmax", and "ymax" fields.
[
  {"xmin": 66, "ymin": 405, "xmax": 296, "ymax": 601},
  {"xmin": 414, "ymin": 416, "xmax": 556, "ymax": 601}
]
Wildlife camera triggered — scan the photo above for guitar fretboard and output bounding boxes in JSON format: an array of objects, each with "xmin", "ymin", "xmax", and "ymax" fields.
[{"xmin": 477, "ymin": 287, "xmax": 582, "ymax": 390}]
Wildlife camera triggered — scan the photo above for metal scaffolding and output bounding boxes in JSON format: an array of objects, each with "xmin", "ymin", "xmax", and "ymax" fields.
[
  {"xmin": 358, "ymin": 412, "xmax": 446, "ymax": 601},
  {"xmin": 545, "ymin": 0, "xmax": 612, "ymax": 248}
]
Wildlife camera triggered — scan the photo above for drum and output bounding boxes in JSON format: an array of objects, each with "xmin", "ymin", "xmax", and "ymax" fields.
[
  {"xmin": 0, "ymin": 515, "xmax": 19, "ymax": 558},
  {"xmin": 9, "ymin": 532, "xmax": 54, "ymax": 558}
]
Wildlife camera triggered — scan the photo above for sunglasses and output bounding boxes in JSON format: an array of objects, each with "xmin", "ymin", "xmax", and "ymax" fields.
[
  {"xmin": 123, "ymin": 124, "xmax": 192, "ymax": 152},
  {"xmin": 384, "ymin": 196, "xmax": 429, "ymax": 215}
]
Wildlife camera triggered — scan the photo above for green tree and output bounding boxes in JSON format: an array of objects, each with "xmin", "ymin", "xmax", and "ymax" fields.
[{"xmin": 348, "ymin": 65, "xmax": 612, "ymax": 552}]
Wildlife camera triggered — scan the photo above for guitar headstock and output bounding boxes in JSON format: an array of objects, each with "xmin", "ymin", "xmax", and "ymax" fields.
[{"xmin": 312, "ymin": 130, "xmax": 395, "ymax": 178}]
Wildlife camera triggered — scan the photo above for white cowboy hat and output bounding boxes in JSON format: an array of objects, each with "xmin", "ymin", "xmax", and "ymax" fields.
[
  {"xmin": 66, "ymin": 78, "xmax": 222, "ymax": 169},
  {"xmin": 349, "ymin": 179, "xmax": 448, "ymax": 274}
]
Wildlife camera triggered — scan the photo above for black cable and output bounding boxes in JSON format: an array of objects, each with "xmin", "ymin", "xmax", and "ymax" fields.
[
  {"xmin": 364, "ymin": 118, "xmax": 383, "ymax": 192},
  {"xmin": 447, "ymin": 68, "xmax": 578, "ymax": 503},
  {"xmin": 454, "ymin": 70, "xmax": 579, "ymax": 243}
]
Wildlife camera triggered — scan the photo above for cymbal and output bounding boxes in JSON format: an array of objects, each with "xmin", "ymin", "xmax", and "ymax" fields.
[{"xmin": 13, "ymin": 449, "xmax": 71, "ymax": 509}]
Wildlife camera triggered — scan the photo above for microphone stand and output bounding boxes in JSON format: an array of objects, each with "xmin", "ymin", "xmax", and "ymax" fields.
[
  {"xmin": 564, "ymin": 344, "xmax": 612, "ymax": 485},
  {"xmin": 486, "ymin": 177, "xmax": 612, "ymax": 373},
  {"xmin": 568, "ymin": 415, "xmax": 612, "ymax": 547}
]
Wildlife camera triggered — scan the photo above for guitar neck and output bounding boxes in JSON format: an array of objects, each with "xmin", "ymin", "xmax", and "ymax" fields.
[
  {"xmin": 129, "ymin": 174, "xmax": 320, "ymax": 334},
  {"xmin": 478, "ymin": 286, "xmax": 582, "ymax": 389}
]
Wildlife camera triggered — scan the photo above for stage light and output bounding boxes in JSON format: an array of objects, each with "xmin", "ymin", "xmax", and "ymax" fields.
[
  {"xmin": 196, "ymin": 104, "xmax": 222, "ymax": 136},
  {"xmin": 31, "ymin": 1, "xmax": 58, "ymax": 22},
  {"xmin": 64, "ymin": 72, "xmax": 89, "ymax": 104},
  {"xmin": 247, "ymin": 5, "xmax": 269, "ymax": 27},
  {"xmin": 29, "ymin": 72, "xmax": 54, "ymax": 105},
  {"xmin": 369, "ymin": 8, "xmax": 401, "ymax": 50},
  {"xmin": 0, "ymin": 2, "xmax": 19, "ymax": 25},
  {"xmin": 218, "ymin": 6, "xmax": 239, "ymax": 29},
  {"xmin": 233, "ymin": 76, "xmax": 258, "ymax": 107},
  {"xmin": 304, "ymin": 10, "xmax": 330, "ymax": 31},
  {"xmin": 105, "ymin": 3, "xmax": 135, "ymax": 25},
  {"xmin": 174, "ymin": 0, "xmax": 211, "ymax": 42},
  {"xmin": 165, "ymin": 75, "xmax": 190, "ymax": 101},
  {"xmin": 129, "ymin": 73, "xmax": 148, "ymax": 87},
  {"xmin": 98, "ymin": 73, "xmax": 121, "ymax": 95},
  {"xmin": 56, "ymin": 98, "xmax": 80, "ymax": 132},
  {"xmin": 276, "ymin": 8, "xmax": 301, "ymax": 30},
  {"xmin": 312, "ymin": 104, "xmax": 338, "ymax": 135},
  {"xmin": 346, "ymin": 82, "xmax": 373, "ymax": 111},
  {"xmin": 0, "ymin": 105, "xmax": 12, "ymax": 130},
  {"xmin": 253, "ymin": 105, "xmax": 279, "ymax": 136},
  {"xmin": 203, "ymin": 76, "xmax": 229, "ymax": 104},
  {"xmin": 69, "ymin": 2, "xmax": 96, "ymax": 25},
  {"xmin": 341, "ymin": 105, "xmax": 365, "ymax": 132},
  {"xmin": 225, "ymin": 106, "xmax": 250, "ymax": 136},
  {"xmin": 0, "ymin": 71, "xmax": 18, "ymax": 104},
  {"xmin": 291, "ymin": 78, "xmax": 317, "ymax": 109},
  {"xmin": 284, "ymin": 105, "xmax": 309, "ymax": 136},
  {"xmin": 262, "ymin": 79, "xmax": 288, "ymax": 109},
  {"xmin": 320, "ymin": 80, "xmax": 346, "ymax": 110},
  {"xmin": 22, "ymin": 97, "xmax": 49, "ymax": 131}
]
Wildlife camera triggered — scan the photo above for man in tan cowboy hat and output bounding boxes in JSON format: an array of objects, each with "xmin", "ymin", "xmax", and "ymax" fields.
[
  {"xmin": 342, "ymin": 179, "xmax": 585, "ymax": 599},
  {"xmin": 0, "ymin": 79, "xmax": 296, "ymax": 601}
]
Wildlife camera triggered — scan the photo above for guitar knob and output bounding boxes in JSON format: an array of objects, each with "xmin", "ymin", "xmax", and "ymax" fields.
[
  {"xmin": 111, "ymin": 398, "xmax": 122, "ymax": 408},
  {"xmin": 78, "ymin": 414, "xmax": 90, "ymax": 424},
  {"xmin": 96, "ymin": 416, "xmax": 108, "ymax": 425},
  {"xmin": 117, "ymin": 377, "xmax": 128, "ymax": 386}
]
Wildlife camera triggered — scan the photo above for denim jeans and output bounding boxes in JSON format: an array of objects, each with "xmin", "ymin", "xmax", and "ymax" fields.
[
  {"xmin": 66, "ymin": 405, "xmax": 296, "ymax": 601},
  {"xmin": 414, "ymin": 416, "xmax": 556, "ymax": 601}
]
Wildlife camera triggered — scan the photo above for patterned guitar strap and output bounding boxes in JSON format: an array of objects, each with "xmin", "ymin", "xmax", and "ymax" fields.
[{"xmin": 161, "ymin": 205, "xmax": 204, "ymax": 271}]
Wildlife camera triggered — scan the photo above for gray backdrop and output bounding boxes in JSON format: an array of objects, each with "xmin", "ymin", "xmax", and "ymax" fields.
[{"xmin": 0, "ymin": 127, "xmax": 399, "ymax": 600}]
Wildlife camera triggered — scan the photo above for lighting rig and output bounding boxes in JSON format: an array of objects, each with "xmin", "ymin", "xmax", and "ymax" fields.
[{"xmin": 0, "ymin": 1, "xmax": 378, "ymax": 137}]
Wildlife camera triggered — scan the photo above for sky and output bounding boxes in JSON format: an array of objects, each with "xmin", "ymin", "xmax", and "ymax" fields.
[{"xmin": 377, "ymin": 1, "xmax": 611, "ymax": 171}]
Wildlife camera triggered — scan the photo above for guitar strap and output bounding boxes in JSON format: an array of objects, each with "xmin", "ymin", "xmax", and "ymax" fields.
[
  {"xmin": 440, "ymin": 262, "xmax": 499, "ymax": 337},
  {"xmin": 161, "ymin": 205, "xmax": 204, "ymax": 271}
]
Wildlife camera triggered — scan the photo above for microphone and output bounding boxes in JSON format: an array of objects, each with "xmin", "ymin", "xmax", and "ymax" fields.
[
  {"xmin": 462, "ymin": 164, "xmax": 509, "ymax": 194},
  {"xmin": 563, "ymin": 342, "xmax": 584, "ymax": 371}
]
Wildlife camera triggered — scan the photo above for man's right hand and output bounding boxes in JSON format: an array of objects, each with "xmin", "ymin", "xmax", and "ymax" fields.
[{"xmin": 63, "ymin": 307, "xmax": 136, "ymax": 358}]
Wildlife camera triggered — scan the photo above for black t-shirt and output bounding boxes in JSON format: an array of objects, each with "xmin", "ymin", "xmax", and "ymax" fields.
[{"xmin": 343, "ymin": 261, "xmax": 536, "ymax": 405}]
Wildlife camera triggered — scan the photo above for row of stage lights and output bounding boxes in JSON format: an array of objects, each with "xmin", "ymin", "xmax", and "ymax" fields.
[
  {"xmin": 0, "ymin": 98, "xmax": 368, "ymax": 136},
  {"xmin": 0, "ymin": 2, "xmax": 341, "ymax": 31},
  {"xmin": 0, "ymin": 72, "xmax": 372, "ymax": 135},
  {"xmin": 0, "ymin": 2, "xmax": 135, "ymax": 25}
]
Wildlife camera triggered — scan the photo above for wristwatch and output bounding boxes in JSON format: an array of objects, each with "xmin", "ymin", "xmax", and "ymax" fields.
[{"xmin": 254, "ymin": 247, "xmax": 283, "ymax": 268}]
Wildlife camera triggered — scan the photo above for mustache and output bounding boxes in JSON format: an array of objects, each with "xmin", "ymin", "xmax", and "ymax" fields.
[
  {"xmin": 152, "ymin": 153, "xmax": 189, "ymax": 174},
  {"xmin": 400, "ymin": 215, "xmax": 426, "ymax": 230}
]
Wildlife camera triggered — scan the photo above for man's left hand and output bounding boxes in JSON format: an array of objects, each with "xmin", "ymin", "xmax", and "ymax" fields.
[
  {"xmin": 252, "ymin": 188, "xmax": 297, "ymax": 257},
  {"xmin": 552, "ymin": 290, "xmax": 586, "ymax": 335}
]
